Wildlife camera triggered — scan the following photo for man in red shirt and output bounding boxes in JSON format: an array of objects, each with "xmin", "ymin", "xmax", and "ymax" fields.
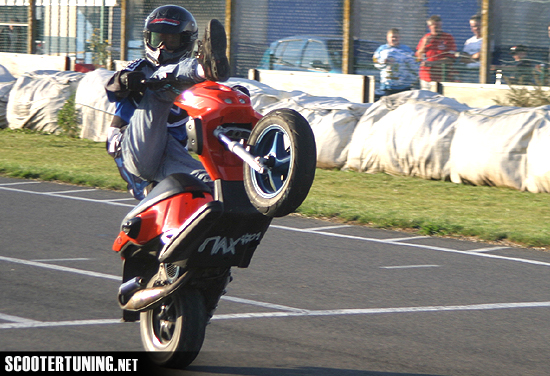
[{"xmin": 416, "ymin": 15, "xmax": 457, "ymax": 90}]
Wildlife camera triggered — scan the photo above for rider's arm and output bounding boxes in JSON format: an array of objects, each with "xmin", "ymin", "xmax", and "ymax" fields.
[
  {"xmin": 105, "ymin": 59, "xmax": 152, "ymax": 101},
  {"xmin": 149, "ymin": 58, "xmax": 205, "ymax": 84},
  {"xmin": 105, "ymin": 70, "xmax": 146, "ymax": 101}
]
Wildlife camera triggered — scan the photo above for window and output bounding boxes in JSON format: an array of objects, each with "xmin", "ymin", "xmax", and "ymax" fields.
[
  {"xmin": 278, "ymin": 40, "xmax": 303, "ymax": 67},
  {"xmin": 301, "ymin": 40, "xmax": 330, "ymax": 70},
  {"xmin": 273, "ymin": 41, "xmax": 287, "ymax": 64}
]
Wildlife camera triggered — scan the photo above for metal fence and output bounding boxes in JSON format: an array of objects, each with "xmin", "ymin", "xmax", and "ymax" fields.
[{"xmin": 1, "ymin": 0, "xmax": 550, "ymax": 89}]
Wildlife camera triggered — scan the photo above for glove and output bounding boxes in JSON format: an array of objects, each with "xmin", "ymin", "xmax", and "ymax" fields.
[
  {"xmin": 120, "ymin": 71, "xmax": 145, "ymax": 92},
  {"xmin": 106, "ymin": 126, "xmax": 123, "ymax": 158}
]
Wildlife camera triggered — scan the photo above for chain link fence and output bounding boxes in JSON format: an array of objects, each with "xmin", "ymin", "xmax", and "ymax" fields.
[
  {"xmin": 1, "ymin": 0, "xmax": 550, "ymax": 90},
  {"xmin": 0, "ymin": 3, "xmax": 27, "ymax": 54}
]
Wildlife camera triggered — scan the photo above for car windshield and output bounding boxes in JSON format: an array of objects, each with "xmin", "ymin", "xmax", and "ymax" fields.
[
  {"xmin": 326, "ymin": 39, "xmax": 344, "ymax": 68},
  {"xmin": 301, "ymin": 40, "xmax": 331, "ymax": 70}
]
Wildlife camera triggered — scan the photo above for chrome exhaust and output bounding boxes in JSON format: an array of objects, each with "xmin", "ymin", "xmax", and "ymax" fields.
[
  {"xmin": 118, "ymin": 277, "xmax": 145, "ymax": 305},
  {"xmin": 118, "ymin": 269, "xmax": 194, "ymax": 312}
]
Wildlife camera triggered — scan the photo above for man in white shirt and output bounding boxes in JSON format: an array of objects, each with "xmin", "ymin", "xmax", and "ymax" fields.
[{"xmin": 461, "ymin": 14, "xmax": 482, "ymax": 82}]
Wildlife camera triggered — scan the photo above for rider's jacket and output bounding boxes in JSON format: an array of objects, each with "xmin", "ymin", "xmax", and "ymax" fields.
[
  {"xmin": 105, "ymin": 58, "xmax": 190, "ymax": 200},
  {"xmin": 106, "ymin": 58, "xmax": 190, "ymax": 147}
]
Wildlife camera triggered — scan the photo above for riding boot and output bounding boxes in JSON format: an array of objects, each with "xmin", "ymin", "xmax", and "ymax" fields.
[{"xmin": 197, "ymin": 19, "xmax": 230, "ymax": 82}]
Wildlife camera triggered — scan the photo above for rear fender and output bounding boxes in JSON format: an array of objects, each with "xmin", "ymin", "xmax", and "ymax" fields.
[{"xmin": 112, "ymin": 192, "xmax": 213, "ymax": 253}]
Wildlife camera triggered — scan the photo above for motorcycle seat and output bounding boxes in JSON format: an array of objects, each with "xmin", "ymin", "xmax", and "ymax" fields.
[{"xmin": 122, "ymin": 173, "xmax": 212, "ymax": 224}]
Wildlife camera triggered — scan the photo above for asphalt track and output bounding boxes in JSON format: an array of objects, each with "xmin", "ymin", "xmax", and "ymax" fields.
[{"xmin": 1, "ymin": 176, "xmax": 549, "ymax": 376}]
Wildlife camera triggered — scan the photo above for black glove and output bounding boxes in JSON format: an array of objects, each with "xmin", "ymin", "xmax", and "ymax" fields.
[
  {"xmin": 145, "ymin": 73, "xmax": 181, "ymax": 92},
  {"xmin": 120, "ymin": 71, "xmax": 146, "ymax": 92}
]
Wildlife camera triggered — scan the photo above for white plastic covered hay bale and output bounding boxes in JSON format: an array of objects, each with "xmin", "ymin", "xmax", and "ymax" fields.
[
  {"xmin": 76, "ymin": 68, "xmax": 117, "ymax": 142},
  {"xmin": 7, "ymin": 70, "xmax": 83, "ymax": 133},
  {"xmin": 345, "ymin": 90, "xmax": 469, "ymax": 180},
  {"xmin": 449, "ymin": 106, "xmax": 549, "ymax": 191}
]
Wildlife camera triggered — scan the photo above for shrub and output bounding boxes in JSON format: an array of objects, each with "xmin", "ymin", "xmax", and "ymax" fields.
[
  {"xmin": 57, "ymin": 94, "xmax": 79, "ymax": 138},
  {"xmin": 494, "ymin": 77, "xmax": 550, "ymax": 107}
]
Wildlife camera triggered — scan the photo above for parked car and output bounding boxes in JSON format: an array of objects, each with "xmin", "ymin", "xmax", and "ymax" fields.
[{"xmin": 257, "ymin": 35, "xmax": 381, "ymax": 77}]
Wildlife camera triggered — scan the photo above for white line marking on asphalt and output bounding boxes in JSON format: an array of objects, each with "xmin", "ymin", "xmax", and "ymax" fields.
[
  {"xmin": 0, "ymin": 319, "xmax": 122, "ymax": 330},
  {"xmin": 469, "ymin": 246, "xmax": 511, "ymax": 253},
  {"xmin": 304, "ymin": 225, "xmax": 352, "ymax": 231},
  {"xmin": 0, "ymin": 186, "xmax": 134, "ymax": 207},
  {"xmin": 270, "ymin": 225, "xmax": 550, "ymax": 268},
  {"xmin": 0, "ymin": 256, "xmax": 120, "ymax": 281},
  {"xmin": 44, "ymin": 188, "xmax": 98, "ymax": 194},
  {"xmin": 99, "ymin": 198, "xmax": 137, "ymax": 202},
  {"xmin": 0, "ymin": 313, "xmax": 40, "ymax": 324},
  {"xmin": 0, "ymin": 181, "xmax": 41, "ymax": 186},
  {"xmin": 2, "ymin": 301, "xmax": 550, "ymax": 329},
  {"xmin": 212, "ymin": 301, "xmax": 550, "ymax": 320},
  {"xmin": 380, "ymin": 265, "xmax": 440, "ymax": 269},
  {"xmin": 384, "ymin": 236, "xmax": 431, "ymax": 242},
  {"xmin": 222, "ymin": 296, "xmax": 308, "ymax": 313},
  {"xmin": 30, "ymin": 258, "xmax": 92, "ymax": 262}
]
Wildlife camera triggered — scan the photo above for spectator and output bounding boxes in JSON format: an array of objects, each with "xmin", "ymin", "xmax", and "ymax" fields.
[
  {"xmin": 373, "ymin": 28, "xmax": 419, "ymax": 96},
  {"xmin": 503, "ymin": 45, "xmax": 535, "ymax": 85},
  {"xmin": 460, "ymin": 14, "xmax": 482, "ymax": 82},
  {"xmin": 415, "ymin": 15, "xmax": 457, "ymax": 90},
  {"xmin": 0, "ymin": 18, "xmax": 18, "ymax": 52},
  {"xmin": 533, "ymin": 23, "xmax": 550, "ymax": 84},
  {"xmin": 540, "ymin": 23, "xmax": 550, "ymax": 84}
]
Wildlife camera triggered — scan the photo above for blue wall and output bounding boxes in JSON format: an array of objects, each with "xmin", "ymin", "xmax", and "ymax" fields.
[{"xmin": 266, "ymin": 0, "xmax": 342, "ymax": 42}]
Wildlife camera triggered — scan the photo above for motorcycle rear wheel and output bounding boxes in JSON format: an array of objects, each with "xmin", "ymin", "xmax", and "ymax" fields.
[
  {"xmin": 140, "ymin": 287, "xmax": 208, "ymax": 368},
  {"xmin": 244, "ymin": 108, "xmax": 316, "ymax": 217}
]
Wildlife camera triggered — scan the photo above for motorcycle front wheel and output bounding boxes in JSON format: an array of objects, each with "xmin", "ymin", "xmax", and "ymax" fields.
[
  {"xmin": 140, "ymin": 287, "xmax": 208, "ymax": 369},
  {"xmin": 244, "ymin": 108, "xmax": 317, "ymax": 217}
]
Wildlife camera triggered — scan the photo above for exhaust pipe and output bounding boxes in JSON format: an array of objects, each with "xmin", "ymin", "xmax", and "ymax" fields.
[
  {"xmin": 118, "ymin": 270, "xmax": 194, "ymax": 312},
  {"xmin": 118, "ymin": 277, "xmax": 145, "ymax": 304}
]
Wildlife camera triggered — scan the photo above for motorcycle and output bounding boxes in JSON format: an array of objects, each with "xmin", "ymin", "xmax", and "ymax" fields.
[{"xmin": 112, "ymin": 78, "xmax": 317, "ymax": 368}]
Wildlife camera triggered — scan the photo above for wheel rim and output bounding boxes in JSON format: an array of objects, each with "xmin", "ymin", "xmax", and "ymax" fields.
[
  {"xmin": 251, "ymin": 124, "xmax": 292, "ymax": 199},
  {"xmin": 150, "ymin": 297, "xmax": 179, "ymax": 349}
]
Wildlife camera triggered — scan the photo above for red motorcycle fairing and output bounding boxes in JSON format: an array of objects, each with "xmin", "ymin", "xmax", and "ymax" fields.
[
  {"xmin": 112, "ymin": 192, "xmax": 213, "ymax": 253},
  {"xmin": 174, "ymin": 82, "xmax": 262, "ymax": 181},
  {"xmin": 158, "ymin": 179, "xmax": 272, "ymax": 268},
  {"xmin": 113, "ymin": 173, "xmax": 214, "ymax": 253}
]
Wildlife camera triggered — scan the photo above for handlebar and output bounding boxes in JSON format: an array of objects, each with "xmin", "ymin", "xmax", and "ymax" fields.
[{"xmin": 142, "ymin": 74, "xmax": 184, "ymax": 94}]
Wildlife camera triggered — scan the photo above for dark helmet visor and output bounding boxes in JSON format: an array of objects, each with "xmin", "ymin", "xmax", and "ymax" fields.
[{"xmin": 145, "ymin": 31, "xmax": 192, "ymax": 51}]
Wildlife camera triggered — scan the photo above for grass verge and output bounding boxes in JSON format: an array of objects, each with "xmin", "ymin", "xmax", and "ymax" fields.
[{"xmin": 1, "ymin": 129, "xmax": 549, "ymax": 250}]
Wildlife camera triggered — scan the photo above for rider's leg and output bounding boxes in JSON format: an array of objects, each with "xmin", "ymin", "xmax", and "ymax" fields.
[
  {"xmin": 120, "ymin": 89, "xmax": 173, "ymax": 182},
  {"xmin": 121, "ymin": 88, "xmax": 209, "ymax": 186}
]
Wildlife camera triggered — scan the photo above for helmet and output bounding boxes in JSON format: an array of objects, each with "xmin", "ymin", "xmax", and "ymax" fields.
[{"xmin": 143, "ymin": 5, "xmax": 198, "ymax": 65}]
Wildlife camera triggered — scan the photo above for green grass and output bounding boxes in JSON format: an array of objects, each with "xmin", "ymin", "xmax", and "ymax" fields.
[
  {"xmin": 300, "ymin": 169, "xmax": 550, "ymax": 248},
  {"xmin": 0, "ymin": 129, "xmax": 124, "ymax": 189},
  {"xmin": 1, "ymin": 129, "xmax": 549, "ymax": 250}
]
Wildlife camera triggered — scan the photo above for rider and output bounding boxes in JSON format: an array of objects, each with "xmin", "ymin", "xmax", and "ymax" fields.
[{"xmin": 105, "ymin": 5, "xmax": 229, "ymax": 200}]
